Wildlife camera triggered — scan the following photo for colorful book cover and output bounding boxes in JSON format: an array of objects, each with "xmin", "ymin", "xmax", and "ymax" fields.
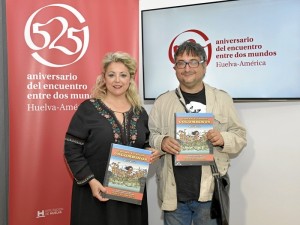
[
  {"xmin": 103, "ymin": 143, "xmax": 152, "ymax": 205},
  {"xmin": 174, "ymin": 112, "xmax": 214, "ymax": 166}
]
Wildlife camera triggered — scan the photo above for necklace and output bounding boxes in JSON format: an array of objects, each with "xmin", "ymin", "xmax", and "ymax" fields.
[
  {"xmin": 102, "ymin": 98, "xmax": 131, "ymax": 114},
  {"xmin": 111, "ymin": 109, "xmax": 129, "ymax": 114}
]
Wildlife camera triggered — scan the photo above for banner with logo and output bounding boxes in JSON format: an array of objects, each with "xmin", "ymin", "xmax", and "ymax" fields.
[
  {"xmin": 6, "ymin": 1, "xmax": 138, "ymax": 224},
  {"xmin": 141, "ymin": 0, "xmax": 300, "ymax": 100}
]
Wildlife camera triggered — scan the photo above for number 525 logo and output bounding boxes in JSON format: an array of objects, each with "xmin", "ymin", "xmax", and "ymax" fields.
[{"xmin": 24, "ymin": 4, "xmax": 89, "ymax": 68}]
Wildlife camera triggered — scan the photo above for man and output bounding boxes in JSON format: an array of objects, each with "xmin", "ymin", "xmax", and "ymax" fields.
[{"xmin": 148, "ymin": 41, "xmax": 247, "ymax": 225}]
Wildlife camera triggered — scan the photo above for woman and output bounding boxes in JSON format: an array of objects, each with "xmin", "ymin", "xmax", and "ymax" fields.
[{"xmin": 64, "ymin": 52, "xmax": 159, "ymax": 225}]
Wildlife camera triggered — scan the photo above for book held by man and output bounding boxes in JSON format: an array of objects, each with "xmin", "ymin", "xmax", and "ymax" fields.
[
  {"xmin": 103, "ymin": 143, "xmax": 152, "ymax": 205},
  {"xmin": 174, "ymin": 112, "xmax": 214, "ymax": 166}
]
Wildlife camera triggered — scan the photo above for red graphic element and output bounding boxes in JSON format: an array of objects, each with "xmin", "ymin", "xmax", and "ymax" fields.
[
  {"xmin": 24, "ymin": 4, "xmax": 89, "ymax": 67},
  {"xmin": 168, "ymin": 29, "xmax": 212, "ymax": 65},
  {"xmin": 6, "ymin": 1, "xmax": 139, "ymax": 225}
]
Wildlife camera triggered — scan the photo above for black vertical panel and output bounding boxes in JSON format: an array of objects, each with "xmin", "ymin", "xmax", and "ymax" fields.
[{"xmin": 0, "ymin": 0, "xmax": 8, "ymax": 225}]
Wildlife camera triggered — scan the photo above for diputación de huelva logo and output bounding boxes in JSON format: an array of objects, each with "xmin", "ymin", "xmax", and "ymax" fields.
[{"xmin": 36, "ymin": 207, "xmax": 64, "ymax": 218}]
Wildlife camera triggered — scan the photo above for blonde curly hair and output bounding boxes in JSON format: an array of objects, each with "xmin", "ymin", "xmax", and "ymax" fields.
[{"xmin": 91, "ymin": 52, "xmax": 142, "ymax": 113}]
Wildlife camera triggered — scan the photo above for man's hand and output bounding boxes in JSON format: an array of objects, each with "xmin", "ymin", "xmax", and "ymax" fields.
[
  {"xmin": 161, "ymin": 136, "xmax": 181, "ymax": 154},
  {"xmin": 206, "ymin": 129, "xmax": 224, "ymax": 147}
]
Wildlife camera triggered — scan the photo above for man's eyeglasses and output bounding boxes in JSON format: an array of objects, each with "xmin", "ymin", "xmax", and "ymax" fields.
[{"xmin": 175, "ymin": 59, "xmax": 204, "ymax": 69}]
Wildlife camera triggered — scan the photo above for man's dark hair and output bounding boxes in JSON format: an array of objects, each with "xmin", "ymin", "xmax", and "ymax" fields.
[{"xmin": 174, "ymin": 40, "xmax": 207, "ymax": 62}]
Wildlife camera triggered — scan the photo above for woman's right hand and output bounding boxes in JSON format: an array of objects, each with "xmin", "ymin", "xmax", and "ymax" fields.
[{"xmin": 88, "ymin": 178, "xmax": 109, "ymax": 202}]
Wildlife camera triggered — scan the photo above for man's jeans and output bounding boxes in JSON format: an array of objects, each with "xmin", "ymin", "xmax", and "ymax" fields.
[{"xmin": 164, "ymin": 201, "xmax": 218, "ymax": 225}]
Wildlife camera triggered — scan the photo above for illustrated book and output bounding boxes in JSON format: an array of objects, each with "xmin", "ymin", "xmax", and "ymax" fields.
[
  {"xmin": 174, "ymin": 112, "xmax": 214, "ymax": 166},
  {"xmin": 103, "ymin": 143, "xmax": 152, "ymax": 205}
]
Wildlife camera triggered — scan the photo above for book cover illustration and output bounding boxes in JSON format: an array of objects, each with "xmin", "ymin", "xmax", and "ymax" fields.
[
  {"xmin": 175, "ymin": 112, "xmax": 214, "ymax": 166},
  {"xmin": 103, "ymin": 143, "xmax": 152, "ymax": 205}
]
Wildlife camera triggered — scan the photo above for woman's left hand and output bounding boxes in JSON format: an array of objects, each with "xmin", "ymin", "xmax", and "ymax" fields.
[{"xmin": 147, "ymin": 147, "xmax": 161, "ymax": 163}]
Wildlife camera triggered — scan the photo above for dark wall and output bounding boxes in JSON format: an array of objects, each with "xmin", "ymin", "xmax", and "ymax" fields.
[{"xmin": 0, "ymin": 0, "xmax": 8, "ymax": 225}]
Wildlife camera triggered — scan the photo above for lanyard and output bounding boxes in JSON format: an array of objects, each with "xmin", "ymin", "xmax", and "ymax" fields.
[{"xmin": 175, "ymin": 88, "xmax": 189, "ymax": 113}]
